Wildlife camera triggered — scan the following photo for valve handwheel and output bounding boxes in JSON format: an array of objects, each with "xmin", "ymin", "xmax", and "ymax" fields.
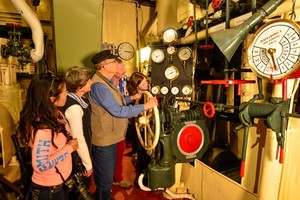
[
  {"xmin": 135, "ymin": 91, "xmax": 160, "ymax": 151},
  {"xmin": 203, "ymin": 102, "xmax": 215, "ymax": 118}
]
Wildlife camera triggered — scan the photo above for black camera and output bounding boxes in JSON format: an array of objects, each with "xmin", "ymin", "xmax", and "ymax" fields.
[{"xmin": 64, "ymin": 172, "xmax": 93, "ymax": 200}]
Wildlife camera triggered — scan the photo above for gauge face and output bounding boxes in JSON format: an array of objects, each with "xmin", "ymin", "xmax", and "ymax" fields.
[
  {"xmin": 248, "ymin": 19, "xmax": 300, "ymax": 80},
  {"xmin": 182, "ymin": 85, "xmax": 192, "ymax": 95},
  {"xmin": 163, "ymin": 28, "xmax": 178, "ymax": 44},
  {"xmin": 160, "ymin": 86, "xmax": 169, "ymax": 95},
  {"xmin": 117, "ymin": 42, "xmax": 135, "ymax": 60},
  {"xmin": 151, "ymin": 85, "xmax": 160, "ymax": 95},
  {"xmin": 167, "ymin": 46, "xmax": 176, "ymax": 55},
  {"xmin": 171, "ymin": 86, "xmax": 179, "ymax": 95},
  {"xmin": 151, "ymin": 49, "xmax": 165, "ymax": 63},
  {"xmin": 164, "ymin": 66, "xmax": 179, "ymax": 81},
  {"xmin": 178, "ymin": 47, "xmax": 193, "ymax": 61}
]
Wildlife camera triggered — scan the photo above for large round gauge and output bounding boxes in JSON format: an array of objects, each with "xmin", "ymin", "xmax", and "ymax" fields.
[
  {"xmin": 117, "ymin": 42, "xmax": 135, "ymax": 60},
  {"xmin": 178, "ymin": 47, "xmax": 193, "ymax": 61},
  {"xmin": 163, "ymin": 28, "xmax": 178, "ymax": 44},
  {"xmin": 182, "ymin": 85, "xmax": 193, "ymax": 95},
  {"xmin": 151, "ymin": 49, "xmax": 165, "ymax": 63},
  {"xmin": 160, "ymin": 86, "xmax": 169, "ymax": 95},
  {"xmin": 248, "ymin": 19, "xmax": 300, "ymax": 80},
  {"xmin": 164, "ymin": 66, "xmax": 179, "ymax": 81},
  {"xmin": 151, "ymin": 85, "xmax": 160, "ymax": 95}
]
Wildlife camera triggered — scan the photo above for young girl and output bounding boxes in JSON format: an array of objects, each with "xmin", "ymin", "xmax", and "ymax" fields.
[
  {"xmin": 19, "ymin": 71, "xmax": 78, "ymax": 200},
  {"xmin": 127, "ymin": 72, "xmax": 151, "ymax": 186}
]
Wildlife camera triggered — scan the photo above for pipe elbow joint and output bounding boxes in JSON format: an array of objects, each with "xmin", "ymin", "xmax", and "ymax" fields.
[{"xmin": 30, "ymin": 46, "xmax": 44, "ymax": 63}]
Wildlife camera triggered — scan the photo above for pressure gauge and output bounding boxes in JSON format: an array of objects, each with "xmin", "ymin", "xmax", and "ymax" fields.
[
  {"xmin": 160, "ymin": 86, "xmax": 169, "ymax": 95},
  {"xmin": 171, "ymin": 86, "xmax": 179, "ymax": 95},
  {"xmin": 151, "ymin": 85, "xmax": 160, "ymax": 95},
  {"xmin": 182, "ymin": 85, "xmax": 193, "ymax": 95},
  {"xmin": 178, "ymin": 47, "xmax": 193, "ymax": 61},
  {"xmin": 151, "ymin": 49, "xmax": 165, "ymax": 63},
  {"xmin": 167, "ymin": 46, "xmax": 176, "ymax": 55},
  {"xmin": 163, "ymin": 28, "xmax": 178, "ymax": 44},
  {"xmin": 117, "ymin": 42, "xmax": 135, "ymax": 60},
  {"xmin": 248, "ymin": 19, "xmax": 300, "ymax": 80},
  {"xmin": 164, "ymin": 66, "xmax": 179, "ymax": 81}
]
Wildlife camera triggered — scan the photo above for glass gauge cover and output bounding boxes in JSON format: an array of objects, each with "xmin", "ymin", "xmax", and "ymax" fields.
[
  {"xmin": 182, "ymin": 85, "xmax": 193, "ymax": 95},
  {"xmin": 151, "ymin": 49, "xmax": 165, "ymax": 63},
  {"xmin": 178, "ymin": 47, "xmax": 193, "ymax": 61},
  {"xmin": 163, "ymin": 28, "xmax": 178, "ymax": 44},
  {"xmin": 117, "ymin": 42, "xmax": 135, "ymax": 60},
  {"xmin": 164, "ymin": 66, "xmax": 179, "ymax": 81},
  {"xmin": 171, "ymin": 86, "xmax": 179, "ymax": 95},
  {"xmin": 151, "ymin": 85, "xmax": 160, "ymax": 95},
  {"xmin": 160, "ymin": 86, "xmax": 169, "ymax": 95},
  {"xmin": 167, "ymin": 46, "xmax": 176, "ymax": 55},
  {"xmin": 248, "ymin": 19, "xmax": 300, "ymax": 80}
]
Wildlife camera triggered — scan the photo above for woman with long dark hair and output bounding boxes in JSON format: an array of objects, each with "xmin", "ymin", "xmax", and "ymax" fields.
[
  {"xmin": 127, "ymin": 72, "xmax": 151, "ymax": 186},
  {"xmin": 19, "ymin": 71, "xmax": 78, "ymax": 200}
]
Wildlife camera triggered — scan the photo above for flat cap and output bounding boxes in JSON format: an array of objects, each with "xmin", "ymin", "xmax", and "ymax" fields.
[{"xmin": 91, "ymin": 50, "xmax": 119, "ymax": 65}]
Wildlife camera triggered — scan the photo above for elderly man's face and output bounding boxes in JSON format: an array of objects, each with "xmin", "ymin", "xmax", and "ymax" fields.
[{"xmin": 115, "ymin": 61, "xmax": 126, "ymax": 79}]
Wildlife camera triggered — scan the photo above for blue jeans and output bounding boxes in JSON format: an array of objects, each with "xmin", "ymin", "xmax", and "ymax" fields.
[
  {"xmin": 92, "ymin": 144, "xmax": 116, "ymax": 200},
  {"xmin": 25, "ymin": 182, "xmax": 67, "ymax": 200}
]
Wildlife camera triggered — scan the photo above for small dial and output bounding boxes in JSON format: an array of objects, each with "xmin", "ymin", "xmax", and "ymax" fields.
[
  {"xmin": 163, "ymin": 28, "xmax": 178, "ymax": 44},
  {"xmin": 160, "ymin": 86, "xmax": 169, "ymax": 95},
  {"xmin": 164, "ymin": 66, "xmax": 179, "ymax": 81},
  {"xmin": 151, "ymin": 85, "xmax": 160, "ymax": 95},
  {"xmin": 178, "ymin": 47, "xmax": 193, "ymax": 61},
  {"xmin": 151, "ymin": 49, "xmax": 165, "ymax": 63},
  {"xmin": 171, "ymin": 86, "xmax": 179, "ymax": 95},
  {"xmin": 167, "ymin": 46, "xmax": 176, "ymax": 55},
  {"xmin": 182, "ymin": 85, "xmax": 193, "ymax": 95},
  {"xmin": 117, "ymin": 42, "xmax": 135, "ymax": 60}
]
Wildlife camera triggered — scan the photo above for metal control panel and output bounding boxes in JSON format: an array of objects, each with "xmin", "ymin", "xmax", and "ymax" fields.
[{"xmin": 149, "ymin": 45, "xmax": 194, "ymax": 98}]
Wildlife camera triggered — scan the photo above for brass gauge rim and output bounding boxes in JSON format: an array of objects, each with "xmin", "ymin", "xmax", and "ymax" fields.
[
  {"xmin": 248, "ymin": 19, "xmax": 300, "ymax": 80},
  {"xmin": 167, "ymin": 46, "xmax": 177, "ymax": 55},
  {"xmin": 151, "ymin": 85, "xmax": 161, "ymax": 95},
  {"xmin": 182, "ymin": 85, "xmax": 193, "ymax": 95},
  {"xmin": 171, "ymin": 86, "xmax": 180, "ymax": 95},
  {"xmin": 151, "ymin": 49, "xmax": 165, "ymax": 63},
  {"xmin": 164, "ymin": 65, "xmax": 179, "ymax": 81},
  {"xmin": 178, "ymin": 47, "xmax": 193, "ymax": 61},
  {"xmin": 163, "ymin": 28, "xmax": 178, "ymax": 44},
  {"xmin": 160, "ymin": 86, "xmax": 169, "ymax": 95}
]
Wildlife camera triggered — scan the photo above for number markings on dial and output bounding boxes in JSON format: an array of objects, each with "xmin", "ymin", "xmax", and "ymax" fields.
[
  {"xmin": 249, "ymin": 20, "xmax": 300, "ymax": 79},
  {"xmin": 117, "ymin": 42, "xmax": 135, "ymax": 60},
  {"xmin": 151, "ymin": 49, "xmax": 165, "ymax": 63}
]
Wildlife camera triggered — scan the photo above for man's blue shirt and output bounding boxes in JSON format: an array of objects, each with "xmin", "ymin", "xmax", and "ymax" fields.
[{"xmin": 90, "ymin": 81, "xmax": 144, "ymax": 118}]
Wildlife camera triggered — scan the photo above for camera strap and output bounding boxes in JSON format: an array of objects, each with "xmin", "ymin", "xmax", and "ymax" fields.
[{"xmin": 55, "ymin": 166, "xmax": 66, "ymax": 182}]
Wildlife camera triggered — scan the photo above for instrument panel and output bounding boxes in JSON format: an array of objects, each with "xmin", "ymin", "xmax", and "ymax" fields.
[{"xmin": 149, "ymin": 45, "xmax": 194, "ymax": 97}]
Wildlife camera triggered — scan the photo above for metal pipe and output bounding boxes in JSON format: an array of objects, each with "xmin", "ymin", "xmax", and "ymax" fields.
[
  {"xmin": 11, "ymin": 0, "xmax": 44, "ymax": 63},
  {"xmin": 178, "ymin": 0, "xmax": 300, "ymax": 44}
]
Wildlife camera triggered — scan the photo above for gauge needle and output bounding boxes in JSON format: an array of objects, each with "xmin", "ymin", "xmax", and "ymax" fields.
[{"xmin": 267, "ymin": 48, "xmax": 277, "ymax": 71}]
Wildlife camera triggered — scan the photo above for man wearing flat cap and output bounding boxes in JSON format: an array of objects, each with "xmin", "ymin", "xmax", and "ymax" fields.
[{"xmin": 88, "ymin": 50, "xmax": 158, "ymax": 200}]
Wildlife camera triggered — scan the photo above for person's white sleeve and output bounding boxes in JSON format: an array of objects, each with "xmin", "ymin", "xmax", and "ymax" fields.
[{"xmin": 65, "ymin": 105, "xmax": 93, "ymax": 171}]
